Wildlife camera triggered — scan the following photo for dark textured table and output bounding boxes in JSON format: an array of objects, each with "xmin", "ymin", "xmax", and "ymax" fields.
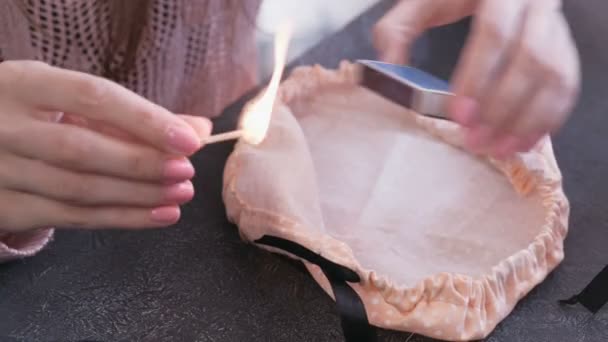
[{"xmin": 2, "ymin": 1, "xmax": 607, "ymax": 341}]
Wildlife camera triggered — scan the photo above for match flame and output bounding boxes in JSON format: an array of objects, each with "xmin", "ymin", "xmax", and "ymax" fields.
[{"xmin": 239, "ymin": 24, "xmax": 292, "ymax": 145}]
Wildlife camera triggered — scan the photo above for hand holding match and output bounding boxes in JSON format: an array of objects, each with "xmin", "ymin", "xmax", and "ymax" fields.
[{"xmin": 201, "ymin": 24, "xmax": 291, "ymax": 148}]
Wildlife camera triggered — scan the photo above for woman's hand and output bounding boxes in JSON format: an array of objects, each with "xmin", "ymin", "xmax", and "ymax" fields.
[
  {"xmin": 0, "ymin": 61, "xmax": 211, "ymax": 233},
  {"xmin": 374, "ymin": 0, "xmax": 581, "ymax": 157}
]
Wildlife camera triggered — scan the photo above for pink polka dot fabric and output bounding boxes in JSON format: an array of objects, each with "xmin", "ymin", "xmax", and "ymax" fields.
[{"xmin": 223, "ymin": 62, "xmax": 569, "ymax": 341}]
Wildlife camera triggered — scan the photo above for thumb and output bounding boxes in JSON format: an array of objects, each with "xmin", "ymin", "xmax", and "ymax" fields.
[
  {"xmin": 373, "ymin": 0, "xmax": 480, "ymax": 65},
  {"xmin": 373, "ymin": 1, "xmax": 430, "ymax": 65},
  {"xmin": 177, "ymin": 115, "xmax": 212, "ymax": 141}
]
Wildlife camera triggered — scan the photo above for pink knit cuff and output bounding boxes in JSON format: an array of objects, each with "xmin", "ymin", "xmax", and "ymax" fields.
[{"xmin": 0, "ymin": 229, "xmax": 54, "ymax": 263}]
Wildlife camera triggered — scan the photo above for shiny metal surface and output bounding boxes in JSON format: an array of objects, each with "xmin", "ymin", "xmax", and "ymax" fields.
[{"xmin": 356, "ymin": 59, "xmax": 452, "ymax": 119}]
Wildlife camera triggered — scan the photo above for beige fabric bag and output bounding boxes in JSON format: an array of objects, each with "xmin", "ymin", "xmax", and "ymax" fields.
[{"xmin": 223, "ymin": 61, "xmax": 569, "ymax": 341}]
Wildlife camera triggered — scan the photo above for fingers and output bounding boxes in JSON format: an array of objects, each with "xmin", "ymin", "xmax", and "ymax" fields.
[
  {"xmin": 449, "ymin": 2, "xmax": 580, "ymax": 157},
  {"xmin": 374, "ymin": 0, "xmax": 427, "ymax": 65},
  {"xmin": 0, "ymin": 155, "xmax": 194, "ymax": 207},
  {"xmin": 0, "ymin": 61, "xmax": 209, "ymax": 156},
  {"xmin": 1, "ymin": 120, "xmax": 194, "ymax": 182},
  {"xmin": 59, "ymin": 113, "xmax": 139, "ymax": 143},
  {"xmin": 0, "ymin": 63, "xmax": 212, "ymax": 234},
  {"xmin": 462, "ymin": 4, "xmax": 549, "ymax": 154},
  {"xmin": 510, "ymin": 11, "xmax": 580, "ymax": 137},
  {"xmin": 374, "ymin": 0, "xmax": 479, "ymax": 65},
  {"xmin": 0, "ymin": 190, "xmax": 181, "ymax": 232},
  {"xmin": 60, "ymin": 113, "xmax": 212, "ymax": 147},
  {"xmin": 178, "ymin": 114, "xmax": 213, "ymax": 141},
  {"xmin": 509, "ymin": 79, "xmax": 577, "ymax": 143},
  {"xmin": 449, "ymin": 1, "xmax": 528, "ymax": 124}
]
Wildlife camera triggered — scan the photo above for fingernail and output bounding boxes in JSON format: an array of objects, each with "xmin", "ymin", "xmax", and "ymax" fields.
[
  {"xmin": 165, "ymin": 124, "xmax": 201, "ymax": 155},
  {"xmin": 164, "ymin": 181, "xmax": 194, "ymax": 204},
  {"xmin": 449, "ymin": 96, "xmax": 479, "ymax": 126},
  {"xmin": 150, "ymin": 206, "xmax": 181, "ymax": 224},
  {"xmin": 163, "ymin": 158, "xmax": 195, "ymax": 180}
]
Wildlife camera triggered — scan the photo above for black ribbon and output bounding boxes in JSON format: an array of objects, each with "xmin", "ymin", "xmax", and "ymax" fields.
[
  {"xmin": 256, "ymin": 235, "xmax": 377, "ymax": 342},
  {"xmin": 560, "ymin": 265, "xmax": 608, "ymax": 313}
]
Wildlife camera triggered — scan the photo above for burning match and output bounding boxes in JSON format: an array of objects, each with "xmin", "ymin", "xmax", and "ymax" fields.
[
  {"xmin": 203, "ymin": 23, "xmax": 292, "ymax": 146},
  {"xmin": 203, "ymin": 130, "xmax": 244, "ymax": 144}
]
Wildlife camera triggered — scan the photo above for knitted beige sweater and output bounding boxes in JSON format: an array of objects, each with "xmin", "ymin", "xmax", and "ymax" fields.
[{"xmin": 0, "ymin": 0, "xmax": 262, "ymax": 261}]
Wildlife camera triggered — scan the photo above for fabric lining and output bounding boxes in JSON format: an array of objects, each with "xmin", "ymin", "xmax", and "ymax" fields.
[{"xmin": 224, "ymin": 61, "xmax": 569, "ymax": 341}]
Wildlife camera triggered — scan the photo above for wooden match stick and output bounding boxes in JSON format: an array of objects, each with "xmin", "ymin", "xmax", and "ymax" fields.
[{"xmin": 203, "ymin": 129, "xmax": 244, "ymax": 145}]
